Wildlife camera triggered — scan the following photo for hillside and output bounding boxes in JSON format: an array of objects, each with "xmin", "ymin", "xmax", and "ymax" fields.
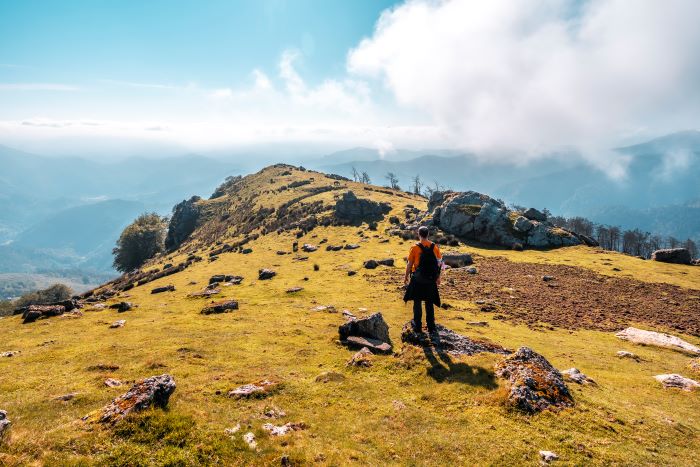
[{"xmin": 1, "ymin": 165, "xmax": 699, "ymax": 465}]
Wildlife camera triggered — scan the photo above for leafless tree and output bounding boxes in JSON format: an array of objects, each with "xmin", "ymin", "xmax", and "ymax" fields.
[
  {"xmin": 411, "ymin": 174, "xmax": 422, "ymax": 195},
  {"xmin": 385, "ymin": 172, "xmax": 400, "ymax": 190},
  {"xmin": 351, "ymin": 166, "xmax": 360, "ymax": 182},
  {"xmin": 360, "ymin": 171, "xmax": 371, "ymax": 184}
]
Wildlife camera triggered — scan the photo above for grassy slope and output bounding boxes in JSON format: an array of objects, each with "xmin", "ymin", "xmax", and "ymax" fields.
[{"xmin": 1, "ymin": 166, "xmax": 699, "ymax": 466}]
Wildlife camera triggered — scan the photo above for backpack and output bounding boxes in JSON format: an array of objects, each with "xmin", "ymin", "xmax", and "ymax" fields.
[{"xmin": 413, "ymin": 242, "xmax": 440, "ymax": 284}]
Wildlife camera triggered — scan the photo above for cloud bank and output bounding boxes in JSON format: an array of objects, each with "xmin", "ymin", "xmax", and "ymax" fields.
[{"xmin": 348, "ymin": 0, "xmax": 700, "ymax": 169}]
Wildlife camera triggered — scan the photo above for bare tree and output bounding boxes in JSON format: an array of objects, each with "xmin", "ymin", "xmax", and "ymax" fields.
[
  {"xmin": 360, "ymin": 171, "xmax": 371, "ymax": 184},
  {"xmin": 411, "ymin": 174, "xmax": 422, "ymax": 195},
  {"xmin": 385, "ymin": 172, "xmax": 400, "ymax": 190},
  {"xmin": 351, "ymin": 166, "xmax": 360, "ymax": 182}
]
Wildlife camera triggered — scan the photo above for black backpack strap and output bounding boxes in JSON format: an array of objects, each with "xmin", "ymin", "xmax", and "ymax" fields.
[{"xmin": 429, "ymin": 243, "xmax": 435, "ymax": 251}]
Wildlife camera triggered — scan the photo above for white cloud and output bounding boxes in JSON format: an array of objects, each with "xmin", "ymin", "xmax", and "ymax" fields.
[{"xmin": 348, "ymin": 0, "xmax": 700, "ymax": 171}]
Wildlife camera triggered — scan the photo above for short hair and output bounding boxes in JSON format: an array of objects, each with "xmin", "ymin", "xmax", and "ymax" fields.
[{"xmin": 418, "ymin": 226, "xmax": 429, "ymax": 238}]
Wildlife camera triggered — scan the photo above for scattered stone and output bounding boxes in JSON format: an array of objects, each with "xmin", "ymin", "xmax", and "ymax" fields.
[
  {"xmin": 0, "ymin": 410, "xmax": 9, "ymax": 438},
  {"xmin": 495, "ymin": 347, "xmax": 574, "ymax": 413},
  {"xmin": 88, "ymin": 374, "xmax": 175, "ymax": 424},
  {"xmin": 347, "ymin": 270, "xmax": 357, "ymax": 276},
  {"xmin": 1, "ymin": 350, "xmax": 20, "ymax": 357},
  {"xmin": 243, "ymin": 432, "xmax": 257, "ymax": 449},
  {"xmin": 151, "ymin": 285, "xmax": 175, "ymax": 294},
  {"xmin": 466, "ymin": 267, "xmax": 477, "ymax": 274},
  {"xmin": 561, "ymin": 368, "xmax": 596, "ymax": 385},
  {"xmin": 467, "ymin": 321, "xmax": 489, "ymax": 327},
  {"xmin": 276, "ymin": 250, "xmax": 289, "ymax": 255},
  {"xmin": 104, "ymin": 378, "xmax": 123, "ymax": 388},
  {"xmin": 339, "ymin": 312, "xmax": 392, "ymax": 353},
  {"xmin": 210, "ymin": 274, "xmax": 243, "ymax": 285},
  {"xmin": 110, "ymin": 302, "xmax": 133, "ymax": 313},
  {"xmin": 201, "ymin": 300, "xmax": 239, "ymax": 315},
  {"xmin": 188, "ymin": 288, "xmax": 221, "ymax": 298},
  {"xmin": 615, "ymin": 327, "xmax": 700, "ymax": 355},
  {"xmin": 689, "ymin": 358, "xmax": 700, "ymax": 374},
  {"xmin": 542, "ymin": 275, "xmax": 555, "ymax": 282},
  {"xmin": 326, "ymin": 245, "xmax": 343, "ymax": 251},
  {"xmin": 342, "ymin": 310, "xmax": 356, "ymax": 319},
  {"xmin": 344, "ymin": 244, "xmax": 360, "ymax": 250},
  {"xmin": 228, "ymin": 380, "xmax": 279, "ymax": 399},
  {"xmin": 363, "ymin": 259, "xmax": 379, "ymax": 269},
  {"xmin": 286, "ymin": 287, "xmax": 304, "ymax": 293},
  {"xmin": 347, "ymin": 347, "xmax": 373, "ymax": 367},
  {"xmin": 616, "ymin": 350, "xmax": 639, "ymax": 361},
  {"xmin": 539, "ymin": 450, "xmax": 559, "ymax": 463},
  {"xmin": 651, "ymin": 248, "xmax": 692, "ymax": 265},
  {"xmin": 311, "ymin": 305, "xmax": 336, "ymax": 313},
  {"xmin": 401, "ymin": 322, "xmax": 509, "ymax": 356},
  {"xmin": 241, "ymin": 248, "xmax": 253, "ymax": 254},
  {"xmin": 344, "ymin": 336, "xmax": 392, "ymax": 354},
  {"xmin": 654, "ymin": 374, "xmax": 699, "ymax": 391},
  {"xmin": 442, "ymin": 253, "xmax": 473, "ymax": 268},
  {"xmin": 315, "ymin": 371, "xmax": 346, "ymax": 383},
  {"xmin": 22, "ymin": 304, "xmax": 66, "ymax": 323},
  {"xmin": 55, "ymin": 393, "xmax": 78, "ymax": 401},
  {"xmin": 262, "ymin": 422, "xmax": 306, "ymax": 436},
  {"xmin": 262, "ymin": 406, "xmax": 286, "ymax": 419},
  {"xmin": 302, "ymin": 244, "xmax": 318, "ymax": 252},
  {"xmin": 224, "ymin": 424, "xmax": 241, "ymax": 436},
  {"xmin": 377, "ymin": 258, "xmax": 395, "ymax": 267},
  {"xmin": 110, "ymin": 320, "xmax": 126, "ymax": 329},
  {"xmin": 259, "ymin": 269, "xmax": 276, "ymax": 280}
]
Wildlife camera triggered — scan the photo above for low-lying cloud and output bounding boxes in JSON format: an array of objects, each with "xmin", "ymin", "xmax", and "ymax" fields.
[{"xmin": 348, "ymin": 0, "xmax": 700, "ymax": 171}]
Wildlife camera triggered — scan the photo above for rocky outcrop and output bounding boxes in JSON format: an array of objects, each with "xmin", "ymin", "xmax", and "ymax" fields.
[
  {"xmin": 651, "ymin": 248, "xmax": 692, "ymax": 265},
  {"xmin": 428, "ymin": 191, "xmax": 582, "ymax": 248},
  {"xmin": 616, "ymin": 327, "xmax": 700, "ymax": 355},
  {"xmin": 165, "ymin": 196, "xmax": 202, "ymax": 251},
  {"xmin": 151, "ymin": 285, "xmax": 175, "ymax": 294},
  {"xmin": 339, "ymin": 312, "xmax": 392, "ymax": 354},
  {"xmin": 201, "ymin": 300, "xmax": 239, "ymax": 315},
  {"xmin": 494, "ymin": 347, "xmax": 574, "ymax": 413},
  {"xmin": 258, "ymin": 269, "xmax": 276, "ymax": 280},
  {"xmin": 334, "ymin": 191, "xmax": 391, "ymax": 225},
  {"xmin": 654, "ymin": 374, "xmax": 699, "ymax": 391},
  {"xmin": 22, "ymin": 304, "xmax": 66, "ymax": 323},
  {"xmin": 90, "ymin": 374, "xmax": 176, "ymax": 424},
  {"xmin": 400, "ymin": 322, "xmax": 510, "ymax": 356},
  {"xmin": 228, "ymin": 380, "xmax": 279, "ymax": 399}
]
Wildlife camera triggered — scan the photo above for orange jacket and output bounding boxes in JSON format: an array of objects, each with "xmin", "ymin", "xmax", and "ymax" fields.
[{"xmin": 407, "ymin": 239, "xmax": 442, "ymax": 272}]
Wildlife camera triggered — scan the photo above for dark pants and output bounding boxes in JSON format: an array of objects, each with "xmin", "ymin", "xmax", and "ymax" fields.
[{"xmin": 413, "ymin": 300, "xmax": 435, "ymax": 332}]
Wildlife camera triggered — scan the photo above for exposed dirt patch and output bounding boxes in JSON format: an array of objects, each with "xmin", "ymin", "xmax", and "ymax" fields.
[{"xmin": 380, "ymin": 256, "xmax": 700, "ymax": 336}]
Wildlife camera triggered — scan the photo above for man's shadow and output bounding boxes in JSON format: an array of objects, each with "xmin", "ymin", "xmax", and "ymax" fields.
[{"xmin": 421, "ymin": 333, "xmax": 498, "ymax": 389}]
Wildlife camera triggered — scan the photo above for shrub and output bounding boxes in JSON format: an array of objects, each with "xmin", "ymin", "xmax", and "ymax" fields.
[
  {"xmin": 113, "ymin": 213, "xmax": 167, "ymax": 273},
  {"xmin": 15, "ymin": 283, "xmax": 73, "ymax": 308}
]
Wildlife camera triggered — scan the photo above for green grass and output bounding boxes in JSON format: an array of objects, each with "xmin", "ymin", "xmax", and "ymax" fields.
[{"xmin": 1, "ymin": 167, "xmax": 699, "ymax": 465}]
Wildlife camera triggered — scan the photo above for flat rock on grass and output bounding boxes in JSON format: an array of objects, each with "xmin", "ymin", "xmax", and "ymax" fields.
[
  {"xmin": 151, "ymin": 285, "xmax": 175, "ymax": 294},
  {"xmin": 401, "ymin": 321, "xmax": 510, "ymax": 356},
  {"xmin": 345, "ymin": 336, "xmax": 392, "ymax": 354},
  {"xmin": 258, "ymin": 269, "xmax": 276, "ymax": 280},
  {"xmin": 201, "ymin": 300, "xmax": 239, "ymax": 315},
  {"xmin": 88, "ymin": 374, "xmax": 176, "ymax": 424},
  {"xmin": 110, "ymin": 320, "xmax": 126, "ymax": 329},
  {"xmin": 654, "ymin": 374, "xmax": 700, "ymax": 391},
  {"xmin": 347, "ymin": 347, "xmax": 373, "ymax": 367},
  {"xmin": 1, "ymin": 350, "xmax": 20, "ymax": 357},
  {"xmin": 495, "ymin": 347, "xmax": 574, "ymax": 413},
  {"xmin": 339, "ymin": 312, "xmax": 392, "ymax": 353},
  {"xmin": 262, "ymin": 422, "xmax": 306, "ymax": 436},
  {"xmin": 616, "ymin": 327, "xmax": 700, "ymax": 355},
  {"xmin": 561, "ymin": 368, "xmax": 596, "ymax": 385},
  {"xmin": 286, "ymin": 287, "xmax": 303, "ymax": 293},
  {"xmin": 228, "ymin": 380, "xmax": 279, "ymax": 399}
]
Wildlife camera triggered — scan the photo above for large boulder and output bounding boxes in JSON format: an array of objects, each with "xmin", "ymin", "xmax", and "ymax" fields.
[
  {"xmin": 22, "ymin": 304, "xmax": 66, "ymax": 323},
  {"xmin": 616, "ymin": 327, "xmax": 700, "ymax": 355},
  {"xmin": 339, "ymin": 312, "xmax": 392, "ymax": 353},
  {"xmin": 495, "ymin": 347, "xmax": 574, "ymax": 413},
  {"xmin": 651, "ymin": 248, "xmax": 692, "ymax": 265},
  {"xmin": 89, "ymin": 374, "xmax": 176, "ymax": 424},
  {"xmin": 165, "ymin": 196, "xmax": 202, "ymax": 251},
  {"xmin": 401, "ymin": 322, "xmax": 510, "ymax": 356},
  {"xmin": 334, "ymin": 191, "xmax": 391, "ymax": 225},
  {"xmin": 442, "ymin": 253, "xmax": 473, "ymax": 268},
  {"xmin": 201, "ymin": 300, "xmax": 239, "ymax": 315},
  {"xmin": 654, "ymin": 374, "xmax": 699, "ymax": 391},
  {"xmin": 429, "ymin": 191, "xmax": 581, "ymax": 249}
]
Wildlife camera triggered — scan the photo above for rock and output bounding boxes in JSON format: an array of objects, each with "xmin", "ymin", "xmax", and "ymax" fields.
[
  {"xmin": 209, "ymin": 274, "xmax": 226, "ymax": 284},
  {"xmin": 345, "ymin": 336, "xmax": 392, "ymax": 354},
  {"xmin": 615, "ymin": 327, "xmax": 700, "ymax": 355},
  {"xmin": 311, "ymin": 305, "xmax": 336, "ymax": 313},
  {"xmin": 326, "ymin": 245, "xmax": 343, "ymax": 251},
  {"xmin": 243, "ymin": 432, "xmax": 257, "ymax": 449},
  {"xmin": 22, "ymin": 304, "xmax": 66, "ymax": 323},
  {"xmin": 241, "ymin": 248, "xmax": 253, "ymax": 254},
  {"xmin": 430, "ymin": 191, "xmax": 580, "ymax": 248},
  {"xmin": 542, "ymin": 275, "xmax": 555, "ymax": 282},
  {"xmin": 523, "ymin": 208, "xmax": 547, "ymax": 222},
  {"xmin": 262, "ymin": 422, "xmax": 306, "ymax": 436},
  {"xmin": 151, "ymin": 285, "xmax": 175, "ymax": 294},
  {"xmin": 401, "ymin": 322, "xmax": 509, "ymax": 356},
  {"xmin": 334, "ymin": 191, "xmax": 391, "ymax": 224},
  {"xmin": 88, "ymin": 374, "xmax": 175, "ymax": 424},
  {"xmin": 344, "ymin": 244, "xmax": 360, "ymax": 250},
  {"xmin": 165, "ymin": 196, "xmax": 202, "ymax": 251},
  {"xmin": 347, "ymin": 270, "xmax": 357, "ymax": 276},
  {"xmin": 259, "ymin": 269, "xmax": 276, "ymax": 280},
  {"xmin": 302, "ymin": 244, "xmax": 318, "ymax": 252},
  {"xmin": 347, "ymin": 347, "xmax": 373, "ymax": 367},
  {"xmin": 377, "ymin": 258, "xmax": 394, "ymax": 266},
  {"xmin": 228, "ymin": 380, "xmax": 279, "ymax": 399},
  {"xmin": 616, "ymin": 350, "xmax": 639, "ymax": 360},
  {"xmin": 495, "ymin": 347, "xmax": 574, "ymax": 413},
  {"xmin": 209, "ymin": 274, "xmax": 243, "ymax": 285},
  {"xmin": 286, "ymin": 287, "xmax": 304, "ymax": 293},
  {"xmin": 262, "ymin": 406, "xmax": 286, "ymax": 419},
  {"xmin": 276, "ymin": 250, "xmax": 289, "ymax": 255},
  {"xmin": 339, "ymin": 312, "xmax": 391, "ymax": 346},
  {"xmin": 539, "ymin": 450, "xmax": 559, "ymax": 463},
  {"xmin": 188, "ymin": 288, "xmax": 221, "ymax": 298},
  {"xmin": 109, "ymin": 302, "xmax": 133, "ymax": 313},
  {"xmin": 342, "ymin": 310, "xmax": 356, "ymax": 319},
  {"xmin": 467, "ymin": 321, "xmax": 489, "ymax": 327},
  {"xmin": 689, "ymin": 358, "xmax": 700, "ymax": 374},
  {"xmin": 654, "ymin": 374, "xmax": 699, "ymax": 391},
  {"xmin": 651, "ymin": 248, "xmax": 692, "ymax": 265},
  {"xmin": 561, "ymin": 368, "xmax": 596, "ymax": 385},
  {"xmin": 104, "ymin": 378, "xmax": 123, "ymax": 388},
  {"xmin": 201, "ymin": 300, "xmax": 239, "ymax": 315},
  {"xmin": 224, "ymin": 424, "xmax": 241, "ymax": 436},
  {"xmin": 363, "ymin": 259, "xmax": 379, "ymax": 269},
  {"xmin": 466, "ymin": 267, "xmax": 477, "ymax": 274},
  {"xmin": 1, "ymin": 350, "xmax": 20, "ymax": 357},
  {"xmin": 0, "ymin": 410, "xmax": 9, "ymax": 438},
  {"xmin": 442, "ymin": 253, "xmax": 473, "ymax": 268},
  {"xmin": 110, "ymin": 320, "xmax": 126, "ymax": 329},
  {"xmin": 315, "ymin": 371, "xmax": 345, "ymax": 383},
  {"xmin": 55, "ymin": 392, "xmax": 78, "ymax": 402}
]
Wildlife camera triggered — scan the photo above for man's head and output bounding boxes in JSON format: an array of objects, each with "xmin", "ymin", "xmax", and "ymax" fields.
[{"xmin": 418, "ymin": 226, "xmax": 429, "ymax": 239}]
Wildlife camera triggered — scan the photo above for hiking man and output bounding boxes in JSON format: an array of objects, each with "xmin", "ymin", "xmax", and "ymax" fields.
[{"xmin": 403, "ymin": 225, "xmax": 443, "ymax": 333}]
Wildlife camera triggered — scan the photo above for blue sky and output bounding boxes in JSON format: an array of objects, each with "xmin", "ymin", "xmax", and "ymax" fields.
[{"xmin": 0, "ymin": 0, "xmax": 699, "ymax": 168}]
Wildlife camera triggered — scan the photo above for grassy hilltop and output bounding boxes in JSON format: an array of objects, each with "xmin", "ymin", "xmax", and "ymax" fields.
[{"xmin": 1, "ymin": 165, "xmax": 699, "ymax": 466}]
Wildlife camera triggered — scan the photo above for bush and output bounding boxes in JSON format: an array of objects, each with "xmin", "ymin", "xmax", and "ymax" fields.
[
  {"xmin": 113, "ymin": 213, "xmax": 167, "ymax": 273},
  {"xmin": 15, "ymin": 283, "xmax": 73, "ymax": 308}
]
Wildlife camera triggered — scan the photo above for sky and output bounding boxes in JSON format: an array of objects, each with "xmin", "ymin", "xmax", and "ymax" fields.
[{"xmin": 1, "ymin": 0, "xmax": 700, "ymax": 171}]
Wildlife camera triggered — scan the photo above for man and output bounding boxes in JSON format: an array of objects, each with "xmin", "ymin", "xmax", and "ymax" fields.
[{"xmin": 403, "ymin": 226, "xmax": 443, "ymax": 334}]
